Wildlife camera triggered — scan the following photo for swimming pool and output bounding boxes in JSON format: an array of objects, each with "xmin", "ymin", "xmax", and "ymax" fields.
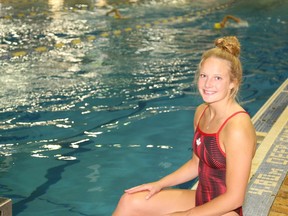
[{"xmin": 0, "ymin": 0, "xmax": 287, "ymax": 215}]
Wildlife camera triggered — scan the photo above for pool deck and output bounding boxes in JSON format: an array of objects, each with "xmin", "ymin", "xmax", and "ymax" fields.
[{"xmin": 244, "ymin": 79, "xmax": 288, "ymax": 216}]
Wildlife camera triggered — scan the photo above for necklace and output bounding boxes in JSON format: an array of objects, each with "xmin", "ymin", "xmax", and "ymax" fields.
[
  {"xmin": 205, "ymin": 103, "xmax": 233, "ymax": 130},
  {"xmin": 206, "ymin": 118, "xmax": 212, "ymax": 129},
  {"xmin": 205, "ymin": 110, "xmax": 226, "ymax": 130},
  {"xmin": 206, "ymin": 113, "xmax": 213, "ymax": 129}
]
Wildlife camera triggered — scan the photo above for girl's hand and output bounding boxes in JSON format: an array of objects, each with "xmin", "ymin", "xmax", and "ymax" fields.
[{"xmin": 124, "ymin": 181, "xmax": 163, "ymax": 200}]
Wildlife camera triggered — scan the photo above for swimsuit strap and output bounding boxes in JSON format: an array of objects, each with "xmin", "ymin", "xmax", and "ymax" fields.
[
  {"xmin": 196, "ymin": 105, "xmax": 209, "ymax": 128},
  {"xmin": 217, "ymin": 111, "xmax": 248, "ymax": 134}
]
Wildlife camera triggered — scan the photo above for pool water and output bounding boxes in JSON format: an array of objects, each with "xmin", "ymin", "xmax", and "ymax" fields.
[{"xmin": 0, "ymin": 0, "xmax": 287, "ymax": 215}]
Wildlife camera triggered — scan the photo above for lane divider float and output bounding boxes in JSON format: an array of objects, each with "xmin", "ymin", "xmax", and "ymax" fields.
[{"xmin": 1, "ymin": 0, "xmax": 236, "ymax": 59}]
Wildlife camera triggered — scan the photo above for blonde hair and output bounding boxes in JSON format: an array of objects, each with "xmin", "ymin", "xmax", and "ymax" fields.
[{"xmin": 196, "ymin": 36, "xmax": 242, "ymax": 99}]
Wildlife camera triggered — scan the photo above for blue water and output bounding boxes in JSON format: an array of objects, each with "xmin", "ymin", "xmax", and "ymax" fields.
[{"xmin": 0, "ymin": 0, "xmax": 287, "ymax": 215}]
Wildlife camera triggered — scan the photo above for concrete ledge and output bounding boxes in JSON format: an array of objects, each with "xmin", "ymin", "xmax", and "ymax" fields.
[{"xmin": 244, "ymin": 79, "xmax": 288, "ymax": 216}]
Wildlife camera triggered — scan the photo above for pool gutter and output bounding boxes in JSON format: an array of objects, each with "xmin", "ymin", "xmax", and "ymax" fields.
[{"xmin": 244, "ymin": 79, "xmax": 288, "ymax": 216}]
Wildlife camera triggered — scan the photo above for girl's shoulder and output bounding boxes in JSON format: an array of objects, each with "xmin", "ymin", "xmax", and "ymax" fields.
[
  {"xmin": 195, "ymin": 103, "xmax": 207, "ymax": 115},
  {"xmin": 222, "ymin": 110, "xmax": 255, "ymax": 138}
]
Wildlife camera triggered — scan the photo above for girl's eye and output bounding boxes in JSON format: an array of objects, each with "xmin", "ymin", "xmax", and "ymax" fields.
[
  {"xmin": 200, "ymin": 74, "xmax": 206, "ymax": 78},
  {"xmin": 215, "ymin": 76, "xmax": 222, "ymax": 80}
]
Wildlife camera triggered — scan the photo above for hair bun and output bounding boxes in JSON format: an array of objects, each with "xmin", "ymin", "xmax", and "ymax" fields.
[{"xmin": 214, "ymin": 36, "xmax": 240, "ymax": 57}]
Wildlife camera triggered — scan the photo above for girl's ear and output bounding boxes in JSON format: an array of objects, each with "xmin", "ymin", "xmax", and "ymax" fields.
[{"xmin": 229, "ymin": 81, "xmax": 235, "ymax": 90}]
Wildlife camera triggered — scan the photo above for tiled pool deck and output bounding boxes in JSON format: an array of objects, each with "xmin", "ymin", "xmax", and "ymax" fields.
[{"xmin": 244, "ymin": 79, "xmax": 288, "ymax": 216}]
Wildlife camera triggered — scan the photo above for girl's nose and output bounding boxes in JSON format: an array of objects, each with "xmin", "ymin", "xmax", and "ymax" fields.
[{"xmin": 204, "ymin": 78, "xmax": 213, "ymax": 88}]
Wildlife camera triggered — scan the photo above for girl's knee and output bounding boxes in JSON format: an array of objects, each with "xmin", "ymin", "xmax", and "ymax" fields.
[
  {"xmin": 113, "ymin": 192, "xmax": 147, "ymax": 216},
  {"xmin": 121, "ymin": 192, "xmax": 146, "ymax": 209},
  {"xmin": 113, "ymin": 194, "xmax": 129, "ymax": 216}
]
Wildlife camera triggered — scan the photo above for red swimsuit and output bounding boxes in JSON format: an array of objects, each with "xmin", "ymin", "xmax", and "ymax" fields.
[{"xmin": 193, "ymin": 107, "xmax": 248, "ymax": 216}]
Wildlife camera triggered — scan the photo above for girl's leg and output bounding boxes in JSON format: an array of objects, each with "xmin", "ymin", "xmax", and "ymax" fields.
[{"xmin": 113, "ymin": 189, "xmax": 196, "ymax": 216}]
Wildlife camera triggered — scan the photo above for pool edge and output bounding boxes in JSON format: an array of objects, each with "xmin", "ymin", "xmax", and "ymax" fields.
[{"xmin": 244, "ymin": 79, "xmax": 288, "ymax": 216}]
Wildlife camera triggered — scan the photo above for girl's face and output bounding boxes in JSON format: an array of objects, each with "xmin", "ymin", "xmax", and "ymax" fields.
[{"xmin": 198, "ymin": 57, "xmax": 235, "ymax": 104}]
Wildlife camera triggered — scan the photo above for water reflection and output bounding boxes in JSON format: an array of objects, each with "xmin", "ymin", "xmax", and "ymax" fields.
[{"xmin": 48, "ymin": 0, "xmax": 64, "ymax": 19}]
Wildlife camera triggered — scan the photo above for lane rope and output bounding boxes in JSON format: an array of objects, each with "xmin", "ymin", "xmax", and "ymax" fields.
[{"xmin": 0, "ymin": 0, "xmax": 236, "ymax": 59}]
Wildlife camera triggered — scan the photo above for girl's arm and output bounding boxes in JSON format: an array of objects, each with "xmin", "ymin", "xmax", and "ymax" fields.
[
  {"xmin": 125, "ymin": 105, "xmax": 206, "ymax": 199},
  {"xmin": 153, "ymin": 104, "xmax": 207, "ymax": 190},
  {"xmin": 125, "ymin": 152, "xmax": 199, "ymax": 199}
]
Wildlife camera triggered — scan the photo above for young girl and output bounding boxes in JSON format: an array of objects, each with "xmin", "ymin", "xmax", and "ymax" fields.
[{"xmin": 113, "ymin": 36, "xmax": 256, "ymax": 216}]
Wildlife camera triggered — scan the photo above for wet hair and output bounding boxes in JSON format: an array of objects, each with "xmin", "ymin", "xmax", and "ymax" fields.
[{"xmin": 196, "ymin": 36, "xmax": 242, "ymax": 99}]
